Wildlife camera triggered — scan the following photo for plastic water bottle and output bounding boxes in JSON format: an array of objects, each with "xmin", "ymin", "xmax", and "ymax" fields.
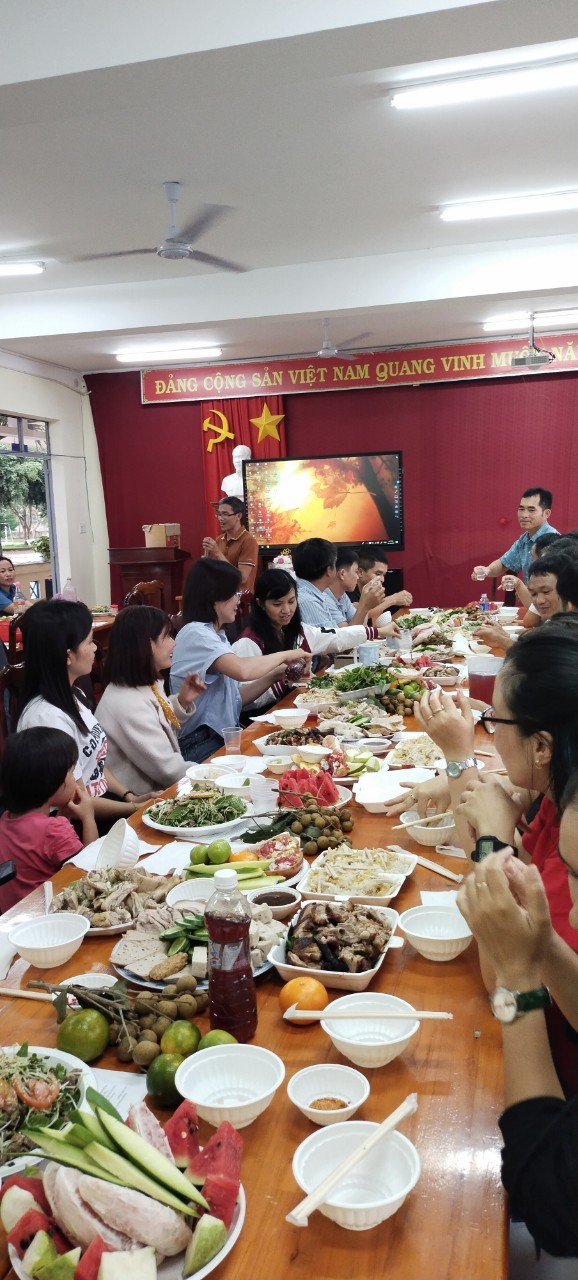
[
  {"xmin": 12, "ymin": 582, "xmax": 27, "ymax": 613},
  {"xmin": 479, "ymin": 593, "xmax": 490, "ymax": 613},
  {"xmin": 205, "ymin": 868, "xmax": 257, "ymax": 1042},
  {"xmin": 61, "ymin": 577, "xmax": 78, "ymax": 601}
]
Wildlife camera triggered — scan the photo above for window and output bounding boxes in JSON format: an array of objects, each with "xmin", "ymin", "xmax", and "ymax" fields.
[{"xmin": 0, "ymin": 415, "xmax": 49, "ymax": 455}]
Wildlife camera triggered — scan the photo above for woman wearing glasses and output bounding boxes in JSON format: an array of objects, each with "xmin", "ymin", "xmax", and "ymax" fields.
[
  {"xmin": 413, "ymin": 618, "xmax": 578, "ymax": 1096},
  {"xmin": 171, "ymin": 559, "xmax": 310, "ymax": 762}
]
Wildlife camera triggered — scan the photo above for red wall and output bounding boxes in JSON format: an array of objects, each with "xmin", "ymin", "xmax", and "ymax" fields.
[{"xmin": 87, "ymin": 369, "xmax": 578, "ymax": 607}]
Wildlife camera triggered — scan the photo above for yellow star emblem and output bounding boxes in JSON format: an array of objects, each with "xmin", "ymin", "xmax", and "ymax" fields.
[{"xmin": 250, "ymin": 402, "xmax": 284, "ymax": 443}]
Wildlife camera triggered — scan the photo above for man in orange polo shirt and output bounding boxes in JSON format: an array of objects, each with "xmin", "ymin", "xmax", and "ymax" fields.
[{"xmin": 202, "ymin": 497, "xmax": 259, "ymax": 593}]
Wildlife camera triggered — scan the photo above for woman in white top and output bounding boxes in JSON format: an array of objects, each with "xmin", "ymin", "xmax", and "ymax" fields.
[
  {"xmin": 233, "ymin": 568, "xmax": 378, "ymax": 710},
  {"xmin": 97, "ymin": 606, "xmax": 204, "ymax": 792},
  {"xmin": 18, "ymin": 599, "xmax": 158, "ymax": 827}
]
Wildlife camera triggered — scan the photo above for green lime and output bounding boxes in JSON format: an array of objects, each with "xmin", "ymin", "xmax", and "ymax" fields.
[
  {"xmin": 146, "ymin": 1052, "xmax": 185, "ymax": 1107},
  {"xmin": 205, "ymin": 839, "xmax": 232, "ymax": 865},
  {"xmin": 56, "ymin": 1009, "xmax": 109, "ymax": 1063},
  {"xmin": 197, "ymin": 1030, "xmax": 238, "ymax": 1051},
  {"xmin": 189, "ymin": 845, "xmax": 208, "ymax": 865},
  {"xmin": 160, "ymin": 1021, "xmax": 201, "ymax": 1057}
]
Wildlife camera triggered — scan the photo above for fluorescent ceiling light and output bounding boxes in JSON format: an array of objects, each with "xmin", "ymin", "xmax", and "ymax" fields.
[
  {"xmin": 441, "ymin": 191, "xmax": 578, "ymax": 221},
  {"xmin": 391, "ymin": 60, "xmax": 578, "ymax": 109},
  {"xmin": 0, "ymin": 261, "xmax": 45, "ymax": 276},
  {"xmin": 116, "ymin": 346, "xmax": 222, "ymax": 363},
  {"xmin": 484, "ymin": 309, "xmax": 578, "ymax": 332}
]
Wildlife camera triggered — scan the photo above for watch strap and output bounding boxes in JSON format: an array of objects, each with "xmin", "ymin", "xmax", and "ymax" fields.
[
  {"xmin": 472, "ymin": 835, "xmax": 510, "ymax": 863},
  {"xmin": 515, "ymin": 986, "xmax": 552, "ymax": 1014}
]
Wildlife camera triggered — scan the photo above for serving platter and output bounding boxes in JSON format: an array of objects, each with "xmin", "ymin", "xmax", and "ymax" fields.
[
  {"xmin": 267, "ymin": 905, "xmax": 400, "ymax": 991},
  {"xmin": 142, "ymin": 807, "xmax": 254, "ymax": 840},
  {"xmin": 111, "ymin": 956, "xmax": 274, "ymax": 992},
  {"xmin": 0, "ymin": 1047, "xmax": 96, "ymax": 1176}
]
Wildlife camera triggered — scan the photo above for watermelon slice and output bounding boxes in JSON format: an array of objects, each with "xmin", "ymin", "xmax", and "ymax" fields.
[
  {"xmin": 7, "ymin": 1209, "xmax": 70, "ymax": 1258},
  {"xmin": 74, "ymin": 1234, "xmax": 113, "ymax": 1280},
  {"xmin": 186, "ymin": 1122, "xmax": 243, "ymax": 1185},
  {"xmin": 0, "ymin": 1175, "xmax": 51, "ymax": 1217},
  {"xmin": 163, "ymin": 1101, "xmax": 201, "ymax": 1169},
  {"xmin": 202, "ymin": 1174, "xmax": 240, "ymax": 1230}
]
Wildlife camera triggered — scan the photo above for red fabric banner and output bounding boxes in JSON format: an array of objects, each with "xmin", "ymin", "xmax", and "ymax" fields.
[
  {"xmin": 141, "ymin": 334, "xmax": 578, "ymax": 403},
  {"xmin": 201, "ymin": 396, "xmax": 286, "ymax": 534}
]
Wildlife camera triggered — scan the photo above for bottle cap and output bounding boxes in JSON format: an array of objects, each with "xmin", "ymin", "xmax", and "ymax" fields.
[{"xmin": 213, "ymin": 868, "xmax": 238, "ymax": 890}]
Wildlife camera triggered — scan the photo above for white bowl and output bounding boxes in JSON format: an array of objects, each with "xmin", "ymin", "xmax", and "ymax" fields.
[
  {"xmin": 287, "ymin": 1064, "xmax": 370, "ymax": 1126},
  {"xmin": 469, "ymin": 641, "xmax": 491, "ymax": 654},
  {"xmin": 8, "ymin": 913, "xmax": 91, "ymax": 968},
  {"xmin": 166, "ymin": 879, "xmax": 217, "ymax": 907},
  {"xmin": 498, "ymin": 606, "xmax": 519, "ymax": 618},
  {"xmin": 174, "ymin": 1044, "xmax": 285, "ymax": 1129},
  {"xmin": 353, "ymin": 767, "xmax": 435, "ymax": 813},
  {"xmin": 320, "ymin": 992, "xmax": 419, "ymax": 1067},
  {"xmin": 292, "ymin": 1121, "xmax": 420, "ymax": 1230},
  {"xmin": 246, "ymin": 885, "xmax": 302, "ymax": 920},
  {"xmin": 268, "ymin": 908, "xmax": 399, "ymax": 992},
  {"xmin": 215, "ymin": 773, "xmax": 254, "ymax": 797},
  {"xmin": 185, "ymin": 762, "xmax": 238, "ymax": 783},
  {"xmin": 216, "ymin": 755, "xmax": 268, "ymax": 775},
  {"xmin": 95, "ymin": 818, "xmax": 140, "ymax": 870},
  {"xmin": 398, "ymin": 905, "xmax": 472, "ymax": 961},
  {"xmin": 399, "ymin": 807, "xmax": 457, "ymax": 847},
  {"xmin": 271, "ymin": 708, "xmax": 309, "ymax": 729},
  {"xmin": 297, "ymin": 745, "xmax": 331, "ymax": 762},
  {"xmin": 266, "ymin": 757, "xmax": 290, "ymax": 775}
]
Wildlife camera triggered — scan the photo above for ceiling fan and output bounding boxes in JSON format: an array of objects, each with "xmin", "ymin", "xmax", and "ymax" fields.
[
  {"xmin": 315, "ymin": 317, "xmax": 371, "ymax": 357},
  {"xmin": 71, "ymin": 181, "xmax": 247, "ymax": 272}
]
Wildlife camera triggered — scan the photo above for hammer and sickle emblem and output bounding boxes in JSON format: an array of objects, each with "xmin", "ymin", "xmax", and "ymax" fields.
[{"xmin": 202, "ymin": 409, "xmax": 234, "ymax": 452}]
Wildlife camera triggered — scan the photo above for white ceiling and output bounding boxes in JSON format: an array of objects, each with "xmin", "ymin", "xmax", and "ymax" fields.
[{"xmin": 1, "ymin": 0, "xmax": 578, "ymax": 377}]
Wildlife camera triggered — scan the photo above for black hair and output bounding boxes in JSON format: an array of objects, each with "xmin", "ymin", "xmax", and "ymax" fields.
[
  {"xmin": 521, "ymin": 487, "xmax": 553, "ymax": 509},
  {"xmin": 292, "ymin": 538, "xmax": 336, "ymax": 582},
  {"xmin": 0, "ymin": 556, "xmax": 14, "ymax": 570},
  {"xmin": 182, "ymin": 558, "xmax": 241, "ymax": 625},
  {"xmin": 356, "ymin": 548, "xmax": 389, "ymax": 573},
  {"xmin": 528, "ymin": 552, "xmax": 574, "ymax": 583},
  {"xmin": 104, "ymin": 606, "xmax": 172, "ymax": 686},
  {"xmin": 20, "ymin": 599, "xmax": 94, "ymax": 734},
  {"xmin": 1, "ymin": 727, "xmax": 78, "ymax": 814},
  {"xmin": 552, "ymin": 533, "xmax": 578, "ymax": 558},
  {"xmin": 501, "ymin": 618, "xmax": 578, "ymax": 812},
  {"xmin": 217, "ymin": 497, "xmax": 245, "ymax": 516},
  {"xmin": 335, "ymin": 547, "xmax": 359, "ymax": 571},
  {"xmin": 533, "ymin": 531, "xmax": 561, "ymax": 557},
  {"xmin": 555, "ymin": 560, "xmax": 578, "ymax": 612},
  {"xmin": 242, "ymin": 569, "xmax": 301, "ymax": 653}
]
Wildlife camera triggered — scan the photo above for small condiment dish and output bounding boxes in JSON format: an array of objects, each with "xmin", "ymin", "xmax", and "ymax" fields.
[
  {"xmin": 287, "ymin": 1064, "xmax": 370, "ymax": 1126},
  {"xmin": 266, "ymin": 757, "xmax": 290, "ymax": 775},
  {"xmin": 246, "ymin": 885, "xmax": 302, "ymax": 920},
  {"xmin": 271, "ymin": 708, "xmax": 309, "ymax": 729}
]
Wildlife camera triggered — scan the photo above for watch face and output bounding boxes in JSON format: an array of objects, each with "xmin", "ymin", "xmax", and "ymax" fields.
[
  {"xmin": 446, "ymin": 761, "xmax": 462, "ymax": 778},
  {"xmin": 490, "ymin": 989, "xmax": 518, "ymax": 1023}
]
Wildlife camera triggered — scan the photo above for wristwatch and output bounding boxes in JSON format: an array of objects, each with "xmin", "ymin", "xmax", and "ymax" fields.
[
  {"xmin": 489, "ymin": 986, "xmax": 551, "ymax": 1024},
  {"xmin": 446, "ymin": 757, "xmax": 476, "ymax": 778},
  {"xmin": 472, "ymin": 835, "xmax": 511, "ymax": 863}
]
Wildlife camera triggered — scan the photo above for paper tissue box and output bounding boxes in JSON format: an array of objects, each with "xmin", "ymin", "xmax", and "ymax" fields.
[{"xmin": 142, "ymin": 523, "xmax": 181, "ymax": 548}]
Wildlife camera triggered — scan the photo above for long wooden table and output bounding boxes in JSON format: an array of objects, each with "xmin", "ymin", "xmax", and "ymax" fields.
[{"xmin": 0, "ymin": 712, "xmax": 507, "ymax": 1280}]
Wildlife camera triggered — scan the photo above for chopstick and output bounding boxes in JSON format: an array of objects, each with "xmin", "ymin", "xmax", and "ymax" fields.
[
  {"xmin": 0, "ymin": 986, "xmax": 54, "ymax": 1003},
  {"xmin": 415, "ymin": 854, "xmax": 464, "ymax": 883},
  {"xmin": 283, "ymin": 1003, "xmax": 452, "ymax": 1022},
  {"xmin": 286, "ymin": 1093, "xmax": 418, "ymax": 1227},
  {"xmin": 391, "ymin": 811, "xmax": 452, "ymax": 831}
]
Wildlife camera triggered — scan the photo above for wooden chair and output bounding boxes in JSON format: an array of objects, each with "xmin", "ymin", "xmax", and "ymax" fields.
[
  {"xmin": 0, "ymin": 663, "xmax": 26, "ymax": 758},
  {"xmin": 8, "ymin": 614, "xmax": 22, "ymax": 665},
  {"xmin": 123, "ymin": 579, "xmax": 165, "ymax": 609}
]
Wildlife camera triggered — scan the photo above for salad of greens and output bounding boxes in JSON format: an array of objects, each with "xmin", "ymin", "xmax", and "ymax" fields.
[
  {"xmin": 0, "ymin": 1044, "xmax": 83, "ymax": 1163},
  {"xmin": 147, "ymin": 785, "xmax": 246, "ymax": 829},
  {"xmin": 396, "ymin": 612, "xmax": 432, "ymax": 630},
  {"xmin": 334, "ymin": 665, "xmax": 391, "ymax": 692}
]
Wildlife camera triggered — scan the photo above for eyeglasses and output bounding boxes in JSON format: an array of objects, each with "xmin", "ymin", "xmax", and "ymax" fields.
[
  {"xmin": 480, "ymin": 708, "xmax": 522, "ymax": 731},
  {"xmin": 234, "ymin": 592, "xmax": 242, "ymax": 600}
]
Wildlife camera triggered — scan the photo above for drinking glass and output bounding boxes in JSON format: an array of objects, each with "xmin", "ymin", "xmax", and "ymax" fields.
[
  {"xmin": 222, "ymin": 725, "xmax": 242, "ymax": 753},
  {"xmin": 474, "ymin": 567, "xmax": 487, "ymax": 581},
  {"xmin": 466, "ymin": 655, "xmax": 503, "ymax": 705}
]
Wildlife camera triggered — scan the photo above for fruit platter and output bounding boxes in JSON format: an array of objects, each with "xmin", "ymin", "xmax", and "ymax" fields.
[{"xmin": 1, "ymin": 1090, "xmax": 245, "ymax": 1280}]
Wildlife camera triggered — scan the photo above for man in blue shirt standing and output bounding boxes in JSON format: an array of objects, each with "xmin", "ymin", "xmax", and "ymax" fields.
[{"xmin": 472, "ymin": 487, "xmax": 558, "ymax": 586}]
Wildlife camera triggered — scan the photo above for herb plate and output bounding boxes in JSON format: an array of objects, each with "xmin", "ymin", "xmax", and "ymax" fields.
[
  {"xmin": 142, "ymin": 807, "xmax": 254, "ymax": 840},
  {"xmin": 0, "ymin": 1046, "xmax": 96, "ymax": 1176}
]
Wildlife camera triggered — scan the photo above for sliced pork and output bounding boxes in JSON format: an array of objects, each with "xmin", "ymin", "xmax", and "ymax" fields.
[{"xmin": 77, "ymin": 1177, "xmax": 192, "ymax": 1255}]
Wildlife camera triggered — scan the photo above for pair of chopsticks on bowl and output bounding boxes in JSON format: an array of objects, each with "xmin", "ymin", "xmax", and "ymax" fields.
[{"xmin": 286, "ymin": 1092, "xmax": 418, "ymax": 1227}]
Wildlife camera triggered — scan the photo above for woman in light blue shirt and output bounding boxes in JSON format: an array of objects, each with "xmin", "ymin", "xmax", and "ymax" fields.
[
  {"xmin": 0, "ymin": 557, "xmax": 17, "ymax": 614},
  {"xmin": 171, "ymin": 559, "xmax": 310, "ymax": 762}
]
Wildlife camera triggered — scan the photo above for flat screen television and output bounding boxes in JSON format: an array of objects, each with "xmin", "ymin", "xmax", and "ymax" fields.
[{"xmin": 243, "ymin": 451, "xmax": 404, "ymax": 552}]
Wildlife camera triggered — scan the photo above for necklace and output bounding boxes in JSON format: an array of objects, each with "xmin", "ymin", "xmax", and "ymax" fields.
[{"xmin": 150, "ymin": 682, "xmax": 181, "ymax": 730}]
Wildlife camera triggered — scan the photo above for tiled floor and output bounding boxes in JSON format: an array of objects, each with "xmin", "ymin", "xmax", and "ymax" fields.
[{"xmin": 509, "ymin": 1224, "xmax": 576, "ymax": 1279}]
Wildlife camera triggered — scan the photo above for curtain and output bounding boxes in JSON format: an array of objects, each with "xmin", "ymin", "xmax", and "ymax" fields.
[{"xmin": 200, "ymin": 396, "xmax": 286, "ymax": 534}]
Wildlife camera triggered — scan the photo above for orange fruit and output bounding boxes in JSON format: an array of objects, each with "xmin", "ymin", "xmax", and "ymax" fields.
[
  {"xmin": 160, "ymin": 1020, "xmax": 201, "ymax": 1057},
  {"xmin": 56, "ymin": 1009, "xmax": 109, "ymax": 1062},
  {"xmin": 229, "ymin": 850, "xmax": 259, "ymax": 862},
  {"xmin": 278, "ymin": 976, "xmax": 329, "ymax": 1020}
]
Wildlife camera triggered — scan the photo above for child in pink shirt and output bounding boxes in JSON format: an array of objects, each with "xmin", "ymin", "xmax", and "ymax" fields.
[{"xmin": 0, "ymin": 727, "xmax": 97, "ymax": 910}]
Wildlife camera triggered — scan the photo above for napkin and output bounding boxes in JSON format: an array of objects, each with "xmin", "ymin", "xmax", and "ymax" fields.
[
  {"xmin": 137, "ymin": 838, "xmax": 248, "ymax": 875},
  {"xmin": 69, "ymin": 837, "xmax": 160, "ymax": 872},
  {"xmin": 420, "ymin": 890, "xmax": 459, "ymax": 908}
]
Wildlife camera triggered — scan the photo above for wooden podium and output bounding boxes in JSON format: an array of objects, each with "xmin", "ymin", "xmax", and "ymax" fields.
[{"xmin": 109, "ymin": 547, "xmax": 191, "ymax": 613}]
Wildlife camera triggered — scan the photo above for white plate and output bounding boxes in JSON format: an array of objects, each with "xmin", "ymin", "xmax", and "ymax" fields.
[
  {"xmin": 111, "ymin": 957, "xmax": 274, "ymax": 992},
  {"xmin": 353, "ymin": 767, "xmax": 435, "ymax": 812},
  {"xmin": 8, "ymin": 1180, "xmax": 246, "ymax": 1280},
  {"xmin": 253, "ymin": 733, "xmax": 327, "ymax": 758},
  {"xmin": 299, "ymin": 852, "xmax": 415, "ymax": 904},
  {"xmin": 294, "ymin": 692, "xmax": 338, "ymax": 713},
  {"xmin": 268, "ymin": 906, "xmax": 399, "ymax": 991},
  {"xmin": 89, "ymin": 918, "xmax": 138, "ymax": 937},
  {"xmin": 0, "ymin": 1046, "xmax": 96, "ymax": 1176},
  {"xmin": 142, "ymin": 805, "xmax": 254, "ymax": 840},
  {"xmin": 385, "ymin": 732, "xmax": 446, "ymax": 771}
]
